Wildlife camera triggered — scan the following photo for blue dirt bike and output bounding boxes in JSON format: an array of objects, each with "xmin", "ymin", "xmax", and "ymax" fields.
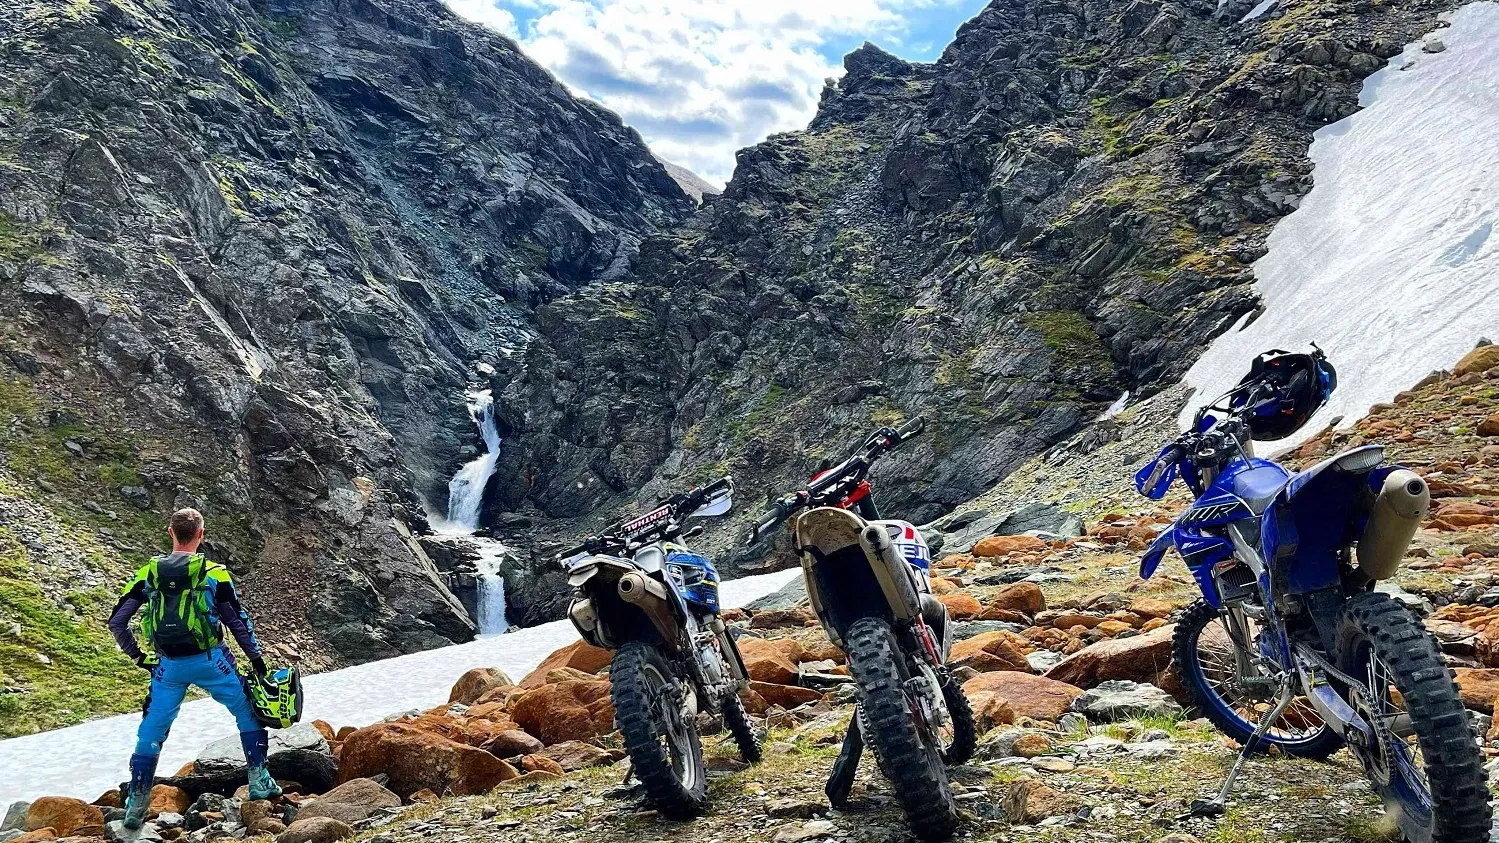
[{"xmin": 1136, "ymin": 348, "xmax": 1489, "ymax": 843}]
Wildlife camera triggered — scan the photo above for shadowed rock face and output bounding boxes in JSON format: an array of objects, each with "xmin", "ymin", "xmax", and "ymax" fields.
[
  {"xmin": 486, "ymin": 0, "xmax": 1451, "ymax": 585},
  {"xmin": 0, "ymin": 0, "xmax": 690, "ymax": 663}
]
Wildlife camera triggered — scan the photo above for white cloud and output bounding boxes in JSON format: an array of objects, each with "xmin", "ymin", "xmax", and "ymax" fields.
[
  {"xmin": 443, "ymin": 0, "xmax": 967, "ymax": 186},
  {"xmin": 443, "ymin": 0, "xmax": 521, "ymax": 36}
]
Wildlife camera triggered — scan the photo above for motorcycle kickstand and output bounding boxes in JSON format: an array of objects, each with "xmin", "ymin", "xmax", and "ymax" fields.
[
  {"xmin": 825, "ymin": 711, "xmax": 865, "ymax": 809},
  {"xmin": 1190, "ymin": 679, "xmax": 1297, "ymax": 817}
]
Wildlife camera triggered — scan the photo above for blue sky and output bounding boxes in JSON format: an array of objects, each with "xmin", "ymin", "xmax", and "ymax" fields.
[{"xmin": 442, "ymin": 0, "xmax": 990, "ymax": 185}]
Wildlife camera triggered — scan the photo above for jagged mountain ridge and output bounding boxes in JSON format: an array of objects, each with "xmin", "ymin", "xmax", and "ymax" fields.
[
  {"xmin": 0, "ymin": 0, "xmax": 690, "ymax": 731},
  {"xmin": 483, "ymin": 0, "xmax": 1453, "ymax": 603}
]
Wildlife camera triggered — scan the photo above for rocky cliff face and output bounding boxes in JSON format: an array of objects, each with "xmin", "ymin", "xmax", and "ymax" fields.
[
  {"xmin": 0, "ymin": 0, "xmax": 690, "ymax": 731},
  {"xmin": 0, "ymin": 0, "xmax": 1458, "ymax": 730},
  {"xmin": 486, "ymin": 0, "xmax": 1452, "ymax": 579}
]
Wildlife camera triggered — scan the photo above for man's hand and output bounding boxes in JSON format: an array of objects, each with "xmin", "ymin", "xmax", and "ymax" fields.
[
  {"xmin": 251, "ymin": 657, "xmax": 268, "ymax": 678},
  {"xmin": 135, "ymin": 654, "xmax": 159, "ymax": 673}
]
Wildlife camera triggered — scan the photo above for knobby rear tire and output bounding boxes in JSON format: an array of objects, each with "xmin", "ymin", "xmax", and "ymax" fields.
[
  {"xmin": 611, "ymin": 641, "xmax": 708, "ymax": 819},
  {"xmin": 1336, "ymin": 592, "xmax": 1491, "ymax": 843},
  {"xmin": 844, "ymin": 617, "xmax": 959, "ymax": 841}
]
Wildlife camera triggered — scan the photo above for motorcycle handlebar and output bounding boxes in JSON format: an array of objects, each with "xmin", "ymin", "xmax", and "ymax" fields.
[
  {"xmin": 896, "ymin": 415, "xmax": 925, "ymax": 441},
  {"xmin": 1145, "ymin": 444, "xmax": 1186, "ymax": 490}
]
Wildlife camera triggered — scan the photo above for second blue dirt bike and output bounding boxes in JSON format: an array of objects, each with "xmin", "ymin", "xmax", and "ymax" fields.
[{"xmin": 1135, "ymin": 348, "xmax": 1489, "ymax": 843}]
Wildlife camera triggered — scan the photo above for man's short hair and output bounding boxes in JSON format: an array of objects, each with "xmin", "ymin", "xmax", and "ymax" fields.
[{"xmin": 170, "ymin": 508, "xmax": 205, "ymax": 544}]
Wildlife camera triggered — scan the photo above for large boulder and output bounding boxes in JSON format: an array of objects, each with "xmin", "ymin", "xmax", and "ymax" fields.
[
  {"xmin": 737, "ymin": 638, "xmax": 806, "ymax": 685},
  {"xmin": 1455, "ymin": 344, "xmax": 1499, "ymax": 376},
  {"xmin": 937, "ymin": 592, "xmax": 982, "ymax": 620},
  {"xmin": 4, "ymin": 803, "xmax": 30, "ymax": 832},
  {"xmin": 1044, "ymin": 624, "xmax": 1175, "ymax": 688},
  {"xmin": 508, "ymin": 680, "xmax": 615, "ymax": 744},
  {"xmin": 163, "ymin": 749, "xmax": 338, "ymax": 798},
  {"xmin": 481, "ymin": 730, "xmax": 545, "ymax": 758},
  {"xmin": 1004, "ymin": 778, "xmax": 1080, "ymax": 823},
  {"xmin": 750, "ymin": 681, "xmax": 823, "ymax": 709},
  {"xmin": 536, "ymin": 741, "xmax": 621, "ymax": 771},
  {"xmin": 294, "ymin": 779, "xmax": 401, "ymax": 825},
  {"xmin": 275, "ymin": 817, "xmax": 355, "ymax": 843},
  {"xmin": 950, "ymin": 631, "xmax": 1031, "ymax": 673},
  {"xmin": 196, "ymin": 723, "xmax": 330, "ymax": 770},
  {"xmin": 962, "ymin": 672, "xmax": 1084, "ymax": 722},
  {"xmin": 148, "ymin": 785, "xmax": 190, "ymax": 816},
  {"xmin": 518, "ymin": 641, "xmax": 614, "ymax": 688},
  {"xmin": 336, "ymin": 722, "xmax": 518, "ymax": 797},
  {"xmin": 24, "ymin": 799, "xmax": 103, "ymax": 838},
  {"xmin": 1070, "ymin": 680, "xmax": 1183, "ymax": 721},
  {"xmin": 983, "ymin": 582, "xmax": 1045, "ymax": 616},
  {"xmin": 449, "ymin": 667, "xmax": 516, "ymax": 705},
  {"xmin": 973, "ymin": 535, "xmax": 1047, "ymax": 557},
  {"xmin": 1453, "ymin": 668, "xmax": 1499, "ymax": 712}
]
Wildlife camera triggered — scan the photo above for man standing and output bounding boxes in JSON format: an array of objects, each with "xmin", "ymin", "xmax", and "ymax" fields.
[{"xmin": 108, "ymin": 508, "xmax": 280, "ymax": 828}]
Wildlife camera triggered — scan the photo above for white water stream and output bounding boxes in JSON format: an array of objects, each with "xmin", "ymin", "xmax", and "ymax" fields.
[
  {"xmin": 0, "ymin": 567, "xmax": 800, "ymax": 805},
  {"xmin": 1182, "ymin": 3, "xmax": 1499, "ymax": 444},
  {"xmin": 432, "ymin": 389, "xmax": 511, "ymax": 636}
]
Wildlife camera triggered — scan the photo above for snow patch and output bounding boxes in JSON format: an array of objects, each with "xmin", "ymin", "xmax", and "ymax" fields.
[
  {"xmin": 1182, "ymin": 3, "xmax": 1499, "ymax": 444},
  {"xmin": 1240, "ymin": 0, "xmax": 1278, "ymax": 23},
  {"xmin": 0, "ymin": 568, "xmax": 801, "ymax": 805}
]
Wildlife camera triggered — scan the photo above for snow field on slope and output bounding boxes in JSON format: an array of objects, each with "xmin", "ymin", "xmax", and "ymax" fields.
[
  {"xmin": 1182, "ymin": 2, "xmax": 1499, "ymax": 444},
  {"xmin": 0, "ymin": 568, "xmax": 801, "ymax": 805}
]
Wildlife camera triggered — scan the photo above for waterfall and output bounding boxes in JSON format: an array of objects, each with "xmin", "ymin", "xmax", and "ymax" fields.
[
  {"xmin": 443, "ymin": 389, "xmax": 500, "ymax": 533},
  {"xmin": 435, "ymin": 388, "xmax": 511, "ymax": 635},
  {"xmin": 474, "ymin": 542, "xmax": 510, "ymax": 637}
]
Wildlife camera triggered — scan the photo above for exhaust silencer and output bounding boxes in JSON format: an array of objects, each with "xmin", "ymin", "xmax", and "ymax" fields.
[
  {"xmin": 618, "ymin": 572, "xmax": 681, "ymax": 648},
  {"xmin": 1357, "ymin": 469, "xmax": 1430, "ymax": 581},
  {"xmin": 857, "ymin": 524, "xmax": 923, "ymax": 621}
]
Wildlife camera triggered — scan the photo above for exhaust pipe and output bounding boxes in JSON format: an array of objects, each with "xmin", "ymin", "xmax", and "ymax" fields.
[
  {"xmin": 1357, "ymin": 470, "xmax": 1430, "ymax": 581},
  {"xmin": 857, "ymin": 524, "xmax": 922, "ymax": 621},
  {"xmin": 617, "ymin": 572, "xmax": 682, "ymax": 648}
]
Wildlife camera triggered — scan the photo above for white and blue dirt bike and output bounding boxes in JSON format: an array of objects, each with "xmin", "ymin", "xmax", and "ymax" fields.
[
  {"xmin": 1137, "ymin": 348, "xmax": 1490, "ymax": 843},
  {"xmin": 750, "ymin": 418, "xmax": 976, "ymax": 842},
  {"xmin": 560, "ymin": 477, "xmax": 762, "ymax": 819}
]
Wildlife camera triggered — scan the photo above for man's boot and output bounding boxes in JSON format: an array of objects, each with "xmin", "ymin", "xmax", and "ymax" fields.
[
  {"xmin": 241, "ymin": 730, "xmax": 282, "ymax": 800},
  {"xmin": 123, "ymin": 753, "xmax": 158, "ymax": 829}
]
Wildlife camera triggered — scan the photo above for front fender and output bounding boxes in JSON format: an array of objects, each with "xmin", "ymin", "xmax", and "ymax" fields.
[{"xmin": 1139, "ymin": 526, "xmax": 1176, "ymax": 579}]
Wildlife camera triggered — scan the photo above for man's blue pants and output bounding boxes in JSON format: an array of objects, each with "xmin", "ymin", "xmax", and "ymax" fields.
[{"xmin": 136, "ymin": 647, "xmax": 260, "ymax": 757}]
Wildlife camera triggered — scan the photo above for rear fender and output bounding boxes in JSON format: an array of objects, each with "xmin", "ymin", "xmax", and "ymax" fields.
[{"xmin": 567, "ymin": 556, "xmax": 684, "ymax": 649}]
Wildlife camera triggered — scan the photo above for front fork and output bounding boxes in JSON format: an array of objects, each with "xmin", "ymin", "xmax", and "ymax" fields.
[{"xmin": 905, "ymin": 617, "xmax": 952, "ymax": 740}]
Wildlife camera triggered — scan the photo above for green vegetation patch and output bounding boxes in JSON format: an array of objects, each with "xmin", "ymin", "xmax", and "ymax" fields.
[{"xmin": 0, "ymin": 527, "xmax": 143, "ymax": 736}]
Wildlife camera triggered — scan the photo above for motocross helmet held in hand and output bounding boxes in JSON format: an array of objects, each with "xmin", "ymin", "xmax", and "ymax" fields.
[
  {"xmin": 241, "ymin": 664, "xmax": 304, "ymax": 729},
  {"xmin": 1233, "ymin": 346, "xmax": 1337, "ymax": 440}
]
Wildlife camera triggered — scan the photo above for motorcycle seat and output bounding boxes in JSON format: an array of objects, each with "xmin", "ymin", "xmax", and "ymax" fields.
[{"xmin": 1233, "ymin": 465, "xmax": 1290, "ymax": 515}]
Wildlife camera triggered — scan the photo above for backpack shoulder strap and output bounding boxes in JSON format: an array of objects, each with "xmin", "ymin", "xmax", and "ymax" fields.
[{"xmin": 123, "ymin": 561, "xmax": 154, "ymax": 596}]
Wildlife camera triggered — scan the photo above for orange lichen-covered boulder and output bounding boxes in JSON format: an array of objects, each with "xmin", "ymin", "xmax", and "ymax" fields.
[
  {"xmin": 951, "ymin": 631, "xmax": 1032, "ymax": 673},
  {"xmin": 508, "ymin": 680, "xmax": 616, "ymax": 744},
  {"xmin": 737, "ymin": 637, "xmax": 806, "ymax": 685},
  {"xmin": 336, "ymin": 722, "xmax": 518, "ymax": 797},
  {"xmin": 1045, "ymin": 624, "xmax": 1176, "ymax": 688},
  {"xmin": 962, "ymin": 672, "xmax": 1084, "ymax": 723},
  {"xmin": 518, "ymin": 641, "xmax": 614, "ymax": 688}
]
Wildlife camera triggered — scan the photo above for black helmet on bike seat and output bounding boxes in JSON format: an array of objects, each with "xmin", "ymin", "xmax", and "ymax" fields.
[{"xmin": 1233, "ymin": 346, "xmax": 1337, "ymax": 441}]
